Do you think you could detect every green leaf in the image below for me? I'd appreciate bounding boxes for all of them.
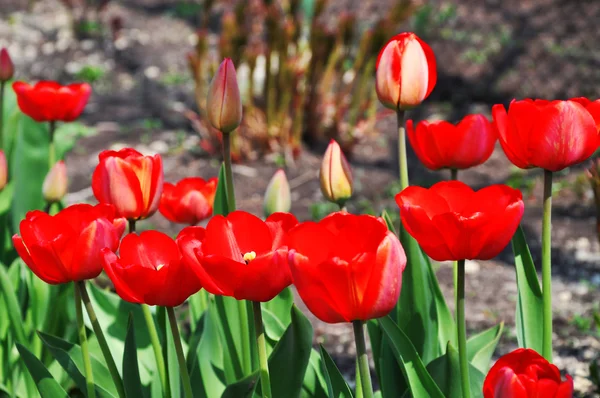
[54,122,96,160]
[428,255,456,351]
[0,262,26,345]
[165,309,181,398]
[213,164,229,217]
[381,209,397,235]
[0,183,13,216]
[123,313,145,398]
[188,290,209,333]
[190,307,226,398]
[213,295,246,383]
[262,287,293,343]
[16,343,68,398]
[366,320,405,397]
[37,331,117,397]
[220,371,258,398]
[319,345,353,398]
[467,322,504,374]
[426,342,486,398]
[302,349,329,398]
[378,316,444,398]
[511,226,543,352]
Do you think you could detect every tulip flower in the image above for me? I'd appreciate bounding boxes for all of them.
[395,181,524,261]
[206,58,242,134]
[102,231,201,307]
[12,204,125,284]
[406,114,497,171]
[12,81,91,122]
[375,32,437,110]
[42,160,68,203]
[483,348,573,398]
[177,210,298,302]
[320,140,353,206]
[264,169,291,217]
[92,148,164,221]
[492,99,599,172]
[287,212,406,323]
[0,151,6,191]
[0,48,14,82]
[159,177,217,225]
[570,97,600,131]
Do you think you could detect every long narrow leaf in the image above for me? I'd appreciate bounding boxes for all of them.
[213,164,229,217]
[511,226,543,352]
[123,314,145,398]
[466,322,504,374]
[319,345,353,398]
[16,343,68,398]
[0,263,27,345]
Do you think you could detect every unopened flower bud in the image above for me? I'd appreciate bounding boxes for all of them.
[0,151,7,191]
[376,32,436,109]
[43,161,68,203]
[319,140,353,206]
[0,48,14,82]
[263,169,291,217]
[206,58,242,134]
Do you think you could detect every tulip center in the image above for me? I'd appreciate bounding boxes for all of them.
[243,251,256,264]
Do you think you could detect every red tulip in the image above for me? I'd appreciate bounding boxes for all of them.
[492,99,599,172]
[407,114,497,170]
[395,181,524,261]
[13,204,125,284]
[0,48,14,82]
[569,97,600,131]
[177,211,298,302]
[375,32,437,109]
[483,348,573,398]
[159,177,217,225]
[92,148,163,220]
[287,212,406,323]
[207,58,242,133]
[102,231,201,307]
[12,81,91,122]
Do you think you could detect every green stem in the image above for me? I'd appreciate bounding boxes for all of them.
[75,283,95,398]
[166,307,193,398]
[542,170,553,361]
[352,321,373,398]
[456,259,470,398]
[0,81,5,150]
[238,300,252,374]
[222,131,236,212]
[141,304,170,398]
[48,121,56,170]
[450,168,458,181]
[397,109,408,191]
[252,301,272,398]
[77,281,126,398]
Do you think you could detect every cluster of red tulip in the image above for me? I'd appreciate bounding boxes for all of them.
[3,28,598,398]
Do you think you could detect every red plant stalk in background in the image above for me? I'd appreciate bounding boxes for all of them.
[102,231,202,307]
[0,48,14,82]
[375,32,437,110]
[395,181,524,261]
[483,348,573,398]
[12,204,125,284]
[92,148,164,221]
[12,81,91,122]
[407,114,497,171]
[159,177,217,225]
[319,139,353,207]
[492,99,599,172]
[287,212,406,323]
[177,210,298,302]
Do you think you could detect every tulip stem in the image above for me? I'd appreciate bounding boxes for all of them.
[542,170,553,361]
[75,283,96,398]
[456,259,470,398]
[352,320,373,398]
[48,121,56,170]
[0,81,5,150]
[141,304,170,398]
[222,131,236,213]
[252,301,272,398]
[77,281,126,398]
[166,307,193,398]
[450,168,457,181]
[397,109,408,190]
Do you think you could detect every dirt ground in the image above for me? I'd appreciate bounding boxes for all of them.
[1,0,600,396]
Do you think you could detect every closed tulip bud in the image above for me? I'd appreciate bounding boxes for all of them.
[207,58,242,134]
[376,32,437,109]
[0,48,14,82]
[42,161,68,203]
[320,140,353,206]
[264,169,291,217]
[0,151,6,191]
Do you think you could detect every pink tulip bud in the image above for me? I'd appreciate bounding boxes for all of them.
[264,169,291,217]
[43,161,68,203]
[0,151,7,191]
[0,48,14,82]
[375,32,437,110]
[206,58,242,134]
[320,140,353,206]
